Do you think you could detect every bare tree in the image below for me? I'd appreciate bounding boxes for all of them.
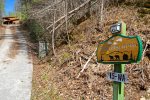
[97,0,104,27]
[100,0,104,26]
[52,10,56,57]
[65,0,70,45]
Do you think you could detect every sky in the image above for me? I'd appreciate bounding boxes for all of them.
[4,0,16,16]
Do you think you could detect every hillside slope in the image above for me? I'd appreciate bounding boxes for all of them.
[30,4,150,100]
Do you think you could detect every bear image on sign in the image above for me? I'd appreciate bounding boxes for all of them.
[96,34,143,64]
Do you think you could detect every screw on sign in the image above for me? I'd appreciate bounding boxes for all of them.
[96,21,143,100]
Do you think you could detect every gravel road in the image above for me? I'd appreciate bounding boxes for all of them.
[0,25,33,100]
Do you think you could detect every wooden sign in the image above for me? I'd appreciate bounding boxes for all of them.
[96,34,142,64]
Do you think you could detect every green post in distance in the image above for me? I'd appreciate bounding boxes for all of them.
[113,21,126,100]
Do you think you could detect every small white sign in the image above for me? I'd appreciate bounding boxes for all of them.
[106,72,128,83]
[39,41,49,58]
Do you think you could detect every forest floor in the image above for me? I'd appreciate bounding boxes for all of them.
[30,5,150,100]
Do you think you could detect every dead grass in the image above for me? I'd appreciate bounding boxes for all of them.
[31,56,63,100]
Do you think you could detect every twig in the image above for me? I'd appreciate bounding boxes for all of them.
[79,57,83,67]
[77,48,97,78]
[142,40,149,60]
[107,64,111,68]
[132,68,142,71]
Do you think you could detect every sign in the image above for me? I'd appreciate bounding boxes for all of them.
[39,41,49,58]
[106,72,128,83]
[96,34,143,64]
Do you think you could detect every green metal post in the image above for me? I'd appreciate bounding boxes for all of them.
[113,21,126,100]
[113,64,125,100]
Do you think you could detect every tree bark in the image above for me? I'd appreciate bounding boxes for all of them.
[52,10,56,57]
[65,0,70,44]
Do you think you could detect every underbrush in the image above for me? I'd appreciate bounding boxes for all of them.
[22,19,44,42]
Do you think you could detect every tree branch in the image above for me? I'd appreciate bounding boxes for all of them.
[46,0,92,30]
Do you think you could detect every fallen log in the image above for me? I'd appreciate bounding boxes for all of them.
[138,8,150,14]
[144,2,150,8]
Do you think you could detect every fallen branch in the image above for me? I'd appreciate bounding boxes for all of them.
[77,48,97,78]
[79,57,83,67]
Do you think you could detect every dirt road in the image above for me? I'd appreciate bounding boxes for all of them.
[0,25,33,100]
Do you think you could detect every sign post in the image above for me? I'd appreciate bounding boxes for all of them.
[96,21,143,100]
[113,64,125,100]
[113,21,126,100]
